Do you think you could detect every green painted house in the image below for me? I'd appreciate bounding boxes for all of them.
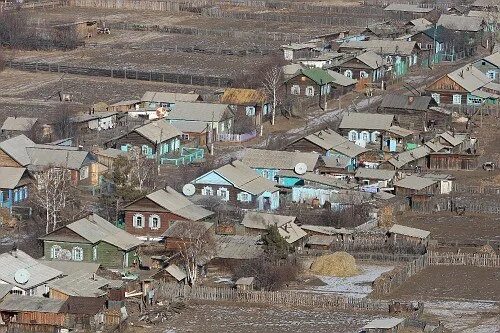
[40,214,143,269]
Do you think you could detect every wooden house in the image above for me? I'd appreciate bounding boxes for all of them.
[382,145,431,170]
[339,112,395,146]
[384,3,437,19]
[40,214,143,269]
[121,187,214,241]
[378,94,451,131]
[167,102,234,142]
[393,175,439,196]
[388,224,430,247]
[281,42,319,61]
[235,277,254,291]
[191,160,280,211]
[106,120,182,159]
[355,168,396,189]
[92,147,130,169]
[241,148,320,187]
[211,235,264,268]
[219,88,271,126]
[362,317,405,333]
[305,235,335,250]
[0,167,32,210]
[472,52,500,83]
[403,18,433,33]
[329,51,386,82]
[326,70,357,97]
[1,117,38,139]
[284,68,335,108]
[70,111,119,132]
[107,100,140,113]
[169,120,209,148]
[361,21,400,39]
[437,14,485,48]
[163,264,187,284]
[140,91,202,111]
[162,220,214,252]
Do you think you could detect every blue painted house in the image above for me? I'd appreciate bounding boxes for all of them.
[191,160,280,211]
[0,167,33,211]
[241,148,320,188]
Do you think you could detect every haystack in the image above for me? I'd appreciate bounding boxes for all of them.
[310,252,359,277]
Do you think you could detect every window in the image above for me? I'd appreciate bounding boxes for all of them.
[216,187,230,201]
[51,245,61,259]
[359,71,369,79]
[468,96,482,105]
[431,93,440,104]
[220,122,225,132]
[79,166,89,180]
[13,189,19,203]
[181,133,190,140]
[237,192,251,202]
[72,247,83,261]
[452,94,462,105]
[361,131,370,142]
[344,70,353,78]
[92,246,97,261]
[201,186,213,196]
[486,70,496,79]
[141,145,151,155]
[133,214,144,228]
[305,86,315,96]
[245,106,256,116]
[149,215,161,230]
[348,130,358,142]
[291,85,300,95]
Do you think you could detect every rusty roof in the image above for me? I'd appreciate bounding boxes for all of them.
[220,88,267,106]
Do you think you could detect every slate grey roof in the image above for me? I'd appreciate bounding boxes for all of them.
[1,117,38,132]
[278,170,358,190]
[301,128,368,158]
[0,295,66,313]
[471,0,500,8]
[439,131,464,147]
[326,70,358,86]
[70,112,117,123]
[437,14,484,32]
[388,145,430,169]
[306,235,335,246]
[385,3,434,13]
[386,126,414,138]
[48,271,109,297]
[165,264,187,281]
[355,168,396,180]
[26,145,91,171]
[167,102,232,122]
[242,148,319,172]
[339,40,418,56]
[109,99,140,107]
[214,235,264,260]
[380,94,437,111]
[406,18,433,31]
[446,65,492,92]
[0,135,35,166]
[0,250,63,289]
[0,284,13,300]
[141,91,200,103]
[95,147,130,159]
[36,260,100,276]
[355,51,385,69]
[339,113,394,130]
[330,141,368,158]
[363,317,405,329]
[389,224,430,239]
[242,211,296,229]
[134,120,181,143]
[300,224,354,235]
[394,175,438,190]
[162,220,213,239]
[482,52,500,68]
[169,120,208,133]
[0,167,28,189]
[145,187,214,221]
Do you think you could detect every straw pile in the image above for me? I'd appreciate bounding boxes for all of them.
[310,252,359,277]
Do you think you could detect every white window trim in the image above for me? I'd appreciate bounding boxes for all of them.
[201,186,213,196]
[452,94,462,105]
[305,86,315,96]
[72,247,83,261]
[291,85,300,95]
[133,213,145,228]
[216,187,230,201]
[51,245,61,259]
[431,93,440,104]
[344,70,353,78]
[149,214,161,230]
[79,166,89,180]
[237,192,252,202]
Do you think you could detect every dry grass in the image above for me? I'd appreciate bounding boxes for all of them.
[310,252,359,277]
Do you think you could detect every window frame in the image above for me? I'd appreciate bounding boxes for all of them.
[305,86,315,96]
[149,214,161,230]
[72,247,83,261]
[51,245,62,259]
[133,213,145,228]
[291,85,301,95]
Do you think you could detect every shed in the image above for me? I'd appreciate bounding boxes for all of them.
[1,117,38,135]
[362,317,405,332]
[165,264,187,283]
[393,175,438,196]
[306,235,335,250]
[235,277,254,291]
[388,224,430,246]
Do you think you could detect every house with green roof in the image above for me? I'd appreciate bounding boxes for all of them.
[284,68,335,109]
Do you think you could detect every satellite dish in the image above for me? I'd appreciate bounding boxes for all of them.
[14,269,30,285]
[294,162,308,175]
[182,184,196,196]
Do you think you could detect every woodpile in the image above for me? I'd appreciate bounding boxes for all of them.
[138,302,186,324]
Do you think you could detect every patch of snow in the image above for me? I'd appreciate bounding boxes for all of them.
[214,277,233,284]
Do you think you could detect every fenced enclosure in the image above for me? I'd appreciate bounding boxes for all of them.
[217,130,257,143]
[160,147,205,166]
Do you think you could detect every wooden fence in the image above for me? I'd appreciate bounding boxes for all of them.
[6,61,232,87]
[0,0,62,12]
[217,130,257,143]
[157,282,389,311]
[427,251,500,268]
[452,184,500,195]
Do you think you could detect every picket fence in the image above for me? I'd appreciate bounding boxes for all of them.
[427,251,500,268]
[217,130,257,143]
[157,283,388,311]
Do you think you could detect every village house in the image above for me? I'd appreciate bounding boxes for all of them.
[210,234,264,269]
[284,68,335,108]
[361,21,400,39]
[339,112,395,147]
[242,148,320,187]
[163,220,214,252]
[301,224,354,241]
[92,147,130,169]
[393,175,439,196]
[403,18,433,33]
[329,51,386,82]
[378,94,451,131]
[0,117,39,139]
[436,14,485,56]
[122,186,214,241]
[40,214,143,268]
[52,20,98,40]
[421,173,454,194]
[382,145,430,170]
[0,167,32,211]
[0,249,63,296]
[470,0,499,12]
[285,128,367,173]
[384,3,437,19]
[191,160,280,211]
[472,52,500,83]
[169,120,209,148]
[355,168,397,191]
[283,63,305,80]
[167,102,234,142]
[281,42,319,61]
[406,25,446,58]
[296,51,345,69]
[235,277,254,291]
[338,40,421,77]
[140,91,202,110]
[219,88,270,127]
[241,211,307,248]
[388,224,430,247]
[69,111,119,132]
[107,99,140,113]
[468,10,499,33]
[106,120,182,159]
[326,69,358,96]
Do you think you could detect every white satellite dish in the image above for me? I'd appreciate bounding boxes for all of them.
[14,269,30,285]
[294,162,308,175]
[182,184,196,196]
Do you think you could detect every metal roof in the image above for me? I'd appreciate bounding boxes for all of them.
[141,91,200,103]
[134,120,181,143]
[394,175,438,190]
[0,295,66,313]
[363,317,405,329]
[1,117,37,132]
[165,264,187,281]
[167,102,232,122]
[389,224,430,239]
[339,40,418,56]
[380,94,437,111]
[0,167,28,189]
[291,68,335,85]
[388,145,430,168]
[169,120,208,133]
[220,88,267,105]
[437,14,484,32]
[446,65,492,92]
[355,168,396,180]
[242,148,319,171]
[385,3,434,12]
[48,271,109,297]
[339,112,394,130]
[0,250,63,290]
[326,70,358,87]
[242,211,296,229]
[0,135,35,166]
[214,235,264,260]
[355,51,385,69]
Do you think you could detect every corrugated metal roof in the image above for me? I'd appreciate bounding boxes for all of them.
[438,14,484,31]
[389,224,430,239]
[212,161,278,195]
[363,317,405,329]
[339,112,394,130]
[385,3,434,12]
[0,295,65,313]
[0,135,34,166]
[340,40,418,56]
[355,168,396,180]
[167,102,232,122]
[0,167,27,189]
[242,148,319,171]
[220,88,267,105]
[447,65,492,92]
[141,91,200,103]
[394,175,437,190]
[214,235,264,260]
[146,187,214,221]
[0,250,63,289]
[134,120,181,143]
[380,94,436,111]
[1,117,38,131]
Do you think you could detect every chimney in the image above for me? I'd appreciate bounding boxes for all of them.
[408,96,414,104]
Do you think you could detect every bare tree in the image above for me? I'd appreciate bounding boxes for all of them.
[262,66,283,126]
[129,147,157,192]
